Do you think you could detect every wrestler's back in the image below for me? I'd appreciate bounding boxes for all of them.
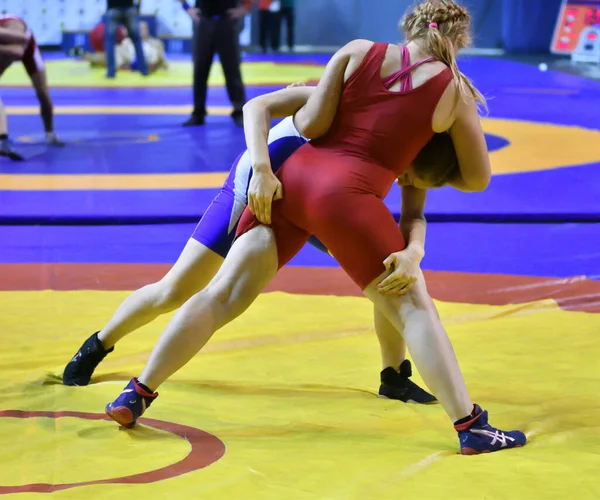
[277,42,453,220]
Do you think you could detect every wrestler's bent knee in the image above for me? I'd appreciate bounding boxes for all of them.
[153,280,193,311]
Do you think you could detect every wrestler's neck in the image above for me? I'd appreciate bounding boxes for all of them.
[403,40,429,60]
[404,39,454,61]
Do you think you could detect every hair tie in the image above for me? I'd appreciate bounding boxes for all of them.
[429,22,438,29]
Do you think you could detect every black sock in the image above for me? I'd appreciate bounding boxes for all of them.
[0,134,8,140]
[135,378,155,395]
[454,405,480,427]
[454,414,473,426]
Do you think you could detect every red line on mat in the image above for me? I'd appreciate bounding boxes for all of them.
[0,409,225,494]
[1,264,599,313]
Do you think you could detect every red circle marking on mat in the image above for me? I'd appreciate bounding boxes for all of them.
[0,410,226,494]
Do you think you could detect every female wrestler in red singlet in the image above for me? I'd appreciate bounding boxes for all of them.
[105,1,526,455]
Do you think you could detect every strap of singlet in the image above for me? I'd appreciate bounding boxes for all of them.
[382,45,438,91]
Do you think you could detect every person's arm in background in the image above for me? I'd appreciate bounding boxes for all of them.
[29,70,64,146]
[179,0,200,22]
[228,0,255,20]
[179,0,255,24]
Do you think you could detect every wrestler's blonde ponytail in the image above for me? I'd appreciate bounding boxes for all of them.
[400,0,487,112]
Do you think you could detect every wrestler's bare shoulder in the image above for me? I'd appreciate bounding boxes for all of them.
[337,39,375,58]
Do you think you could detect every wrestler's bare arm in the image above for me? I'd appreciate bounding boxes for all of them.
[292,39,371,140]
[242,85,320,223]
[242,38,371,168]
[376,184,428,296]
[447,95,491,192]
[399,186,427,259]
[372,185,430,321]
[242,86,315,172]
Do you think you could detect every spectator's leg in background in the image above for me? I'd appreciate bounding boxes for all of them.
[185,16,216,125]
[283,7,295,50]
[271,9,281,52]
[258,10,270,53]
[124,6,148,75]
[215,17,247,125]
[104,8,121,78]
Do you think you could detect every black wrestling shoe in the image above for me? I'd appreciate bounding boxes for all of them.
[378,360,437,404]
[62,332,114,386]
[0,138,25,161]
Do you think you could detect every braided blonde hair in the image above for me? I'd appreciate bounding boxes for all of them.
[400,0,487,112]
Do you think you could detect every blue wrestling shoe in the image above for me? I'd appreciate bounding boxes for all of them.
[105,378,158,428]
[378,360,437,404]
[455,405,526,455]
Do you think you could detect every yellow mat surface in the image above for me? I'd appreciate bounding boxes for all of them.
[0,60,325,88]
[1,291,599,498]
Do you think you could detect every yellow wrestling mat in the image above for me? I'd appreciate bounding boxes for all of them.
[0,60,325,88]
[1,291,600,498]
